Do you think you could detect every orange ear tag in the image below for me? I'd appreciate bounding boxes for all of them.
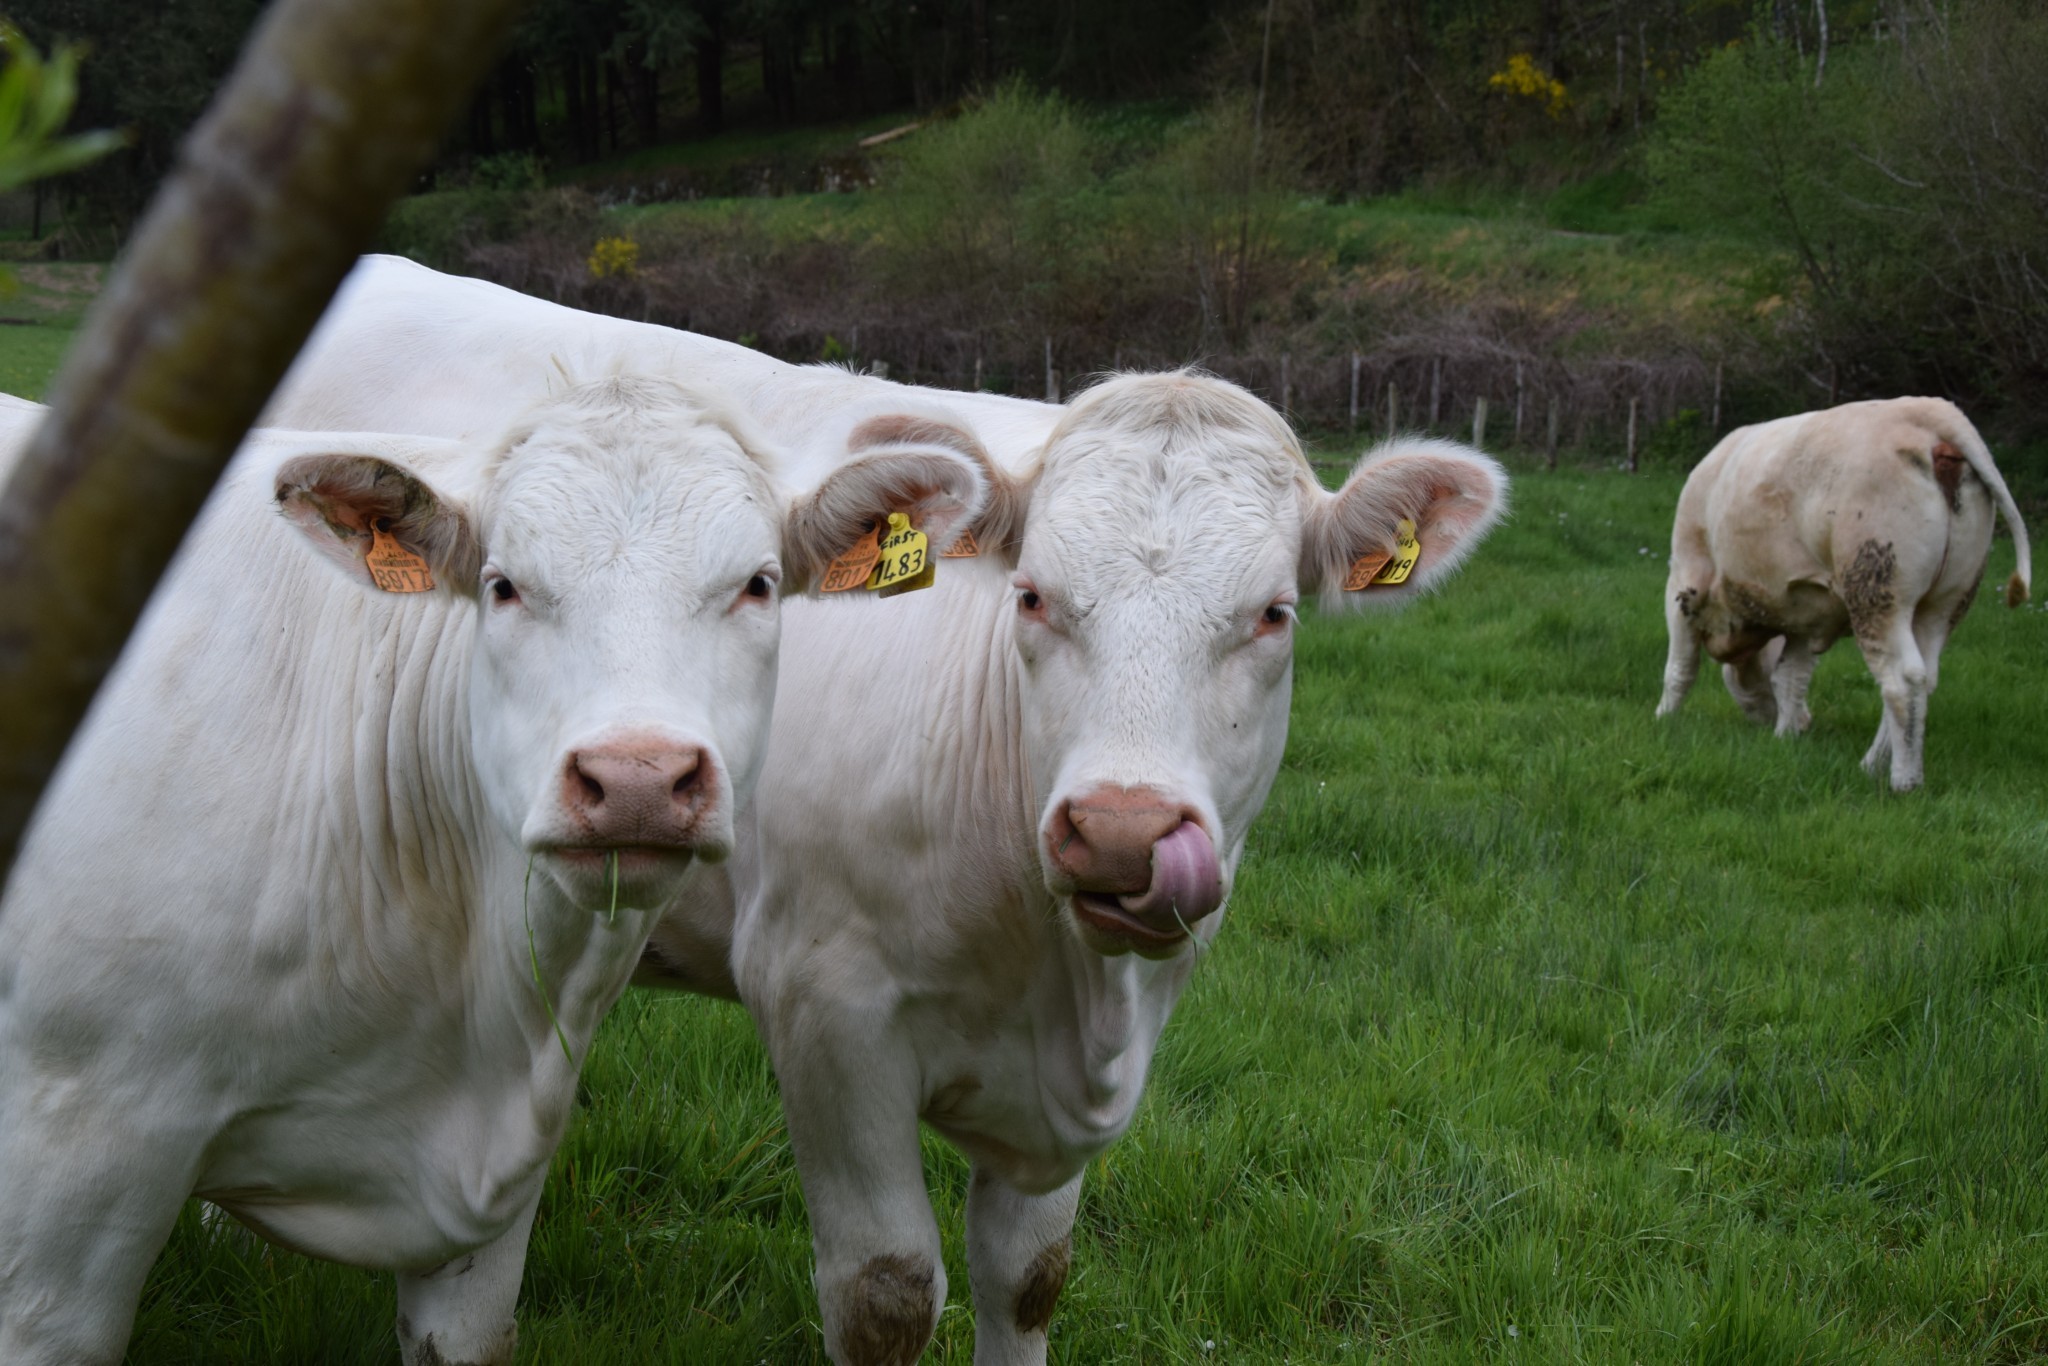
[1343,550,1390,591]
[940,526,980,559]
[819,522,883,593]
[366,522,435,593]
[868,511,935,598]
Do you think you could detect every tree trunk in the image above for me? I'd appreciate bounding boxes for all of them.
[564,55,588,161]
[0,0,526,879]
[696,0,726,135]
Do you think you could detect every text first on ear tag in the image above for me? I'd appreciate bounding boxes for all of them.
[868,511,934,597]
[819,521,883,593]
[366,521,435,593]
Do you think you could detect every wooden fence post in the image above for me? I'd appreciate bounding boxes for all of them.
[1547,395,1560,471]
[1626,396,1640,473]
[1710,360,1723,432]
[1348,352,1361,433]
[1514,361,1525,447]
[972,353,982,392]
[1279,352,1290,418]
[0,0,526,876]
[1472,397,1489,451]
[1386,382,1398,439]
[1429,357,1442,430]
[1044,338,1056,402]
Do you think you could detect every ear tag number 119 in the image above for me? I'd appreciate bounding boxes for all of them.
[868,512,934,597]
[1344,518,1420,591]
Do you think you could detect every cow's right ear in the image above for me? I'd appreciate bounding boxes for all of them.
[782,418,994,592]
[1300,438,1507,608]
[276,452,483,596]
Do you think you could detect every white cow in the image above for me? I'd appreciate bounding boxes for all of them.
[0,381,985,1366]
[1655,396,2030,791]
[723,376,1504,1366]
[266,261,1506,1364]
[269,254,1063,475]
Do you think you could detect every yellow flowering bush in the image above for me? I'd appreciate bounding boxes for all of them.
[587,235,639,280]
[1488,53,1570,120]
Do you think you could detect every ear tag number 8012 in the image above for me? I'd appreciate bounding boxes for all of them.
[868,511,935,597]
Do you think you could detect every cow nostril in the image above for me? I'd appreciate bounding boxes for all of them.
[575,767,605,807]
[673,765,701,798]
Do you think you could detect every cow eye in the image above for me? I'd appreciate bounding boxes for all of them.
[744,573,773,600]
[1018,589,1042,613]
[489,576,519,605]
[1255,601,1294,637]
[1262,604,1289,625]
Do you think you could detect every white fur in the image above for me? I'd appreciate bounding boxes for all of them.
[0,377,984,1366]
[1655,396,2029,792]
[261,261,1508,1364]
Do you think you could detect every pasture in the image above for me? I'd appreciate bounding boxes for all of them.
[107,445,2048,1363]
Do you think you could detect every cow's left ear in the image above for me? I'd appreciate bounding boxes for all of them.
[276,451,483,596]
[1300,438,1507,608]
[782,418,992,592]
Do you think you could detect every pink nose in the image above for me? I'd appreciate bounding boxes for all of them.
[1047,787,1225,931]
[560,739,713,846]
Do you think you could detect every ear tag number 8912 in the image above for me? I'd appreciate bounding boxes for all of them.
[868,511,935,597]
[366,520,435,593]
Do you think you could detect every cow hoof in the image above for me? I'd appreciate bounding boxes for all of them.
[833,1253,937,1366]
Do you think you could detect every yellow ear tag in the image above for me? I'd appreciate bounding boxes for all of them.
[819,521,883,593]
[366,521,435,593]
[940,527,980,558]
[1371,518,1421,586]
[868,511,934,597]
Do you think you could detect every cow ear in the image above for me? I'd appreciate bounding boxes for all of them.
[276,451,483,596]
[782,417,993,592]
[843,412,1032,564]
[1301,438,1507,608]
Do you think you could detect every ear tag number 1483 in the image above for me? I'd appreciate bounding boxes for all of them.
[868,512,934,597]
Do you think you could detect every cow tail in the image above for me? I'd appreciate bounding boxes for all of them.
[1938,409,2031,607]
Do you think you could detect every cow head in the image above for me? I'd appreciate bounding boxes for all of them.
[277,376,984,910]
[1001,372,1505,959]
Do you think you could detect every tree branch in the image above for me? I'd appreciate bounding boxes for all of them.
[0,0,527,877]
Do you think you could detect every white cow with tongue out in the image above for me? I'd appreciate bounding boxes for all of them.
[710,371,1507,1366]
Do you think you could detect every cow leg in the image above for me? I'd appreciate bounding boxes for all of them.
[965,1166,1083,1366]
[0,1099,200,1364]
[772,1026,945,1366]
[1855,618,1930,791]
[394,1187,541,1366]
[1655,575,1707,717]
[1720,637,1782,728]
[1769,637,1819,736]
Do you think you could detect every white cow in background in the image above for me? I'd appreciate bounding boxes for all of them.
[267,262,1507,1364]
[1656,396,2030,791]
[269,254,1063,476]
[0,383,985,1366]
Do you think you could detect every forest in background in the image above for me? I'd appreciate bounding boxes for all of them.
[13,0,2048,457]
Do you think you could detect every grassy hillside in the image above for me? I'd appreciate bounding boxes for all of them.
[124,454,2048,1363]
[0,263,100,400]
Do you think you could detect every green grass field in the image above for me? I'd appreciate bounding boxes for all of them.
[114,452,2048,1363]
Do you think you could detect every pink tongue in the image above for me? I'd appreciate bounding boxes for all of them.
[1118,821,1224,925]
